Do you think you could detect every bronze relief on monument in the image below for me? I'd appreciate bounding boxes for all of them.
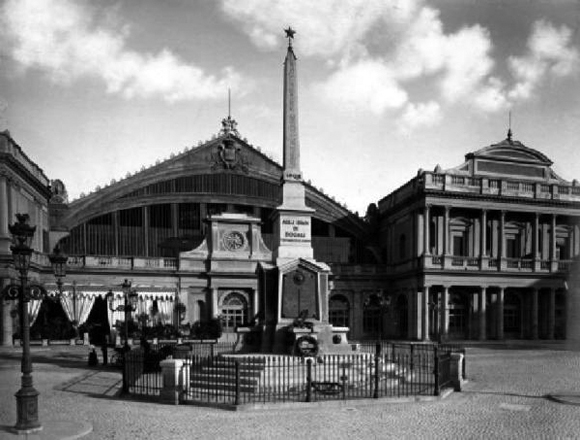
[281,269,318,319]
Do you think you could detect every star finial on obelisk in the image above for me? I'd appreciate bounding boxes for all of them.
[284,27,296,46]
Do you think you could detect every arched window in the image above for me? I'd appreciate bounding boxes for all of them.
[220,292,248,332]
[329,294,349,328]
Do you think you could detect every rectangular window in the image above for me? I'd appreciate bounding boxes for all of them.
[363,309,381,335]
[506,236,519,258]
[453,235,465,256]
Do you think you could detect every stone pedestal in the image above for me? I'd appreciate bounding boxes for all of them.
[160,358,187,405]
[450,353,465,391]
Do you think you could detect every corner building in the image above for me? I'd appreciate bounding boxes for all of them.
[378,133,580,341]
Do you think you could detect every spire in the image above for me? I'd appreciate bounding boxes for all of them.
[507,110,513,143]
[283,26,301,181]
[220,88,239,136]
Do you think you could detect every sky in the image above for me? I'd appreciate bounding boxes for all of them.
[1,0,579,216]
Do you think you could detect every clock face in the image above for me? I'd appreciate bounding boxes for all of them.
[222,231,245,251]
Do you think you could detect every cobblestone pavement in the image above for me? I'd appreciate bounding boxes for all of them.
[1,342,580,440]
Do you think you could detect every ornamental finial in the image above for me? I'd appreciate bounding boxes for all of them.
[284,27,296,46]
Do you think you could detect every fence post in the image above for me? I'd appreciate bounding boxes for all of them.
[374,342,381,399]
[410,344,414,371]
[433,345,440,396]
[306,358,312,403]
[235,360,241,406]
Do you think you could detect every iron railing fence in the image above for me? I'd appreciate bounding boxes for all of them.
[181,351,436,406]
[357,341,466,380]
[123,341,464,405]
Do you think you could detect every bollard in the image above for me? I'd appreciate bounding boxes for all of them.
[450,352,465,391]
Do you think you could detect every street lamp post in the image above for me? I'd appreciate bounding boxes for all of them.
[106,279,138,352]
[0,214,68,434]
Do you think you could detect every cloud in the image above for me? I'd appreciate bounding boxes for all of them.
[0,0,242,102]
[223,0,507,116]
[508,20,579,100]
[220,0,420,58]
[398,101,442,133]
[319,60,408,114]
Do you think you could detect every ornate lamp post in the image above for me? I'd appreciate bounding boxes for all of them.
[49,244,67,293]
[49,244,73,334]
[106,279,138,352]
[0,214,47,433]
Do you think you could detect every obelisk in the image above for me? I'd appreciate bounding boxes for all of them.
[273,27,314,263]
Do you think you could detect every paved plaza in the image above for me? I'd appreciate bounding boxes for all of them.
[1,342,580,440]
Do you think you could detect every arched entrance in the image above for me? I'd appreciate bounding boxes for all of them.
[220,292,249,333]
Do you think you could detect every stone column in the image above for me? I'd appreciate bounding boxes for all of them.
[443,207,450,256]
[210,288,219,318]
[548,288,556,339]
[499,211,506,270]
[252,288,259,319]
[531,288,539,339]
[441,286,449,340]
[422,286,430,341]
[480,210,487,256]
[497,287,504,340]
[424,205,431,256]
[533,213,540,271]
[416,210,423,258]
[479,287,487,341]
[0,176,9,254]
[551,214,557,270]
[410,289,422,340]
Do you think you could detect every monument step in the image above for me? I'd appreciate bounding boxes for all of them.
[188,383,258,393]
[190,373,260,384]
[193,366,263,376]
